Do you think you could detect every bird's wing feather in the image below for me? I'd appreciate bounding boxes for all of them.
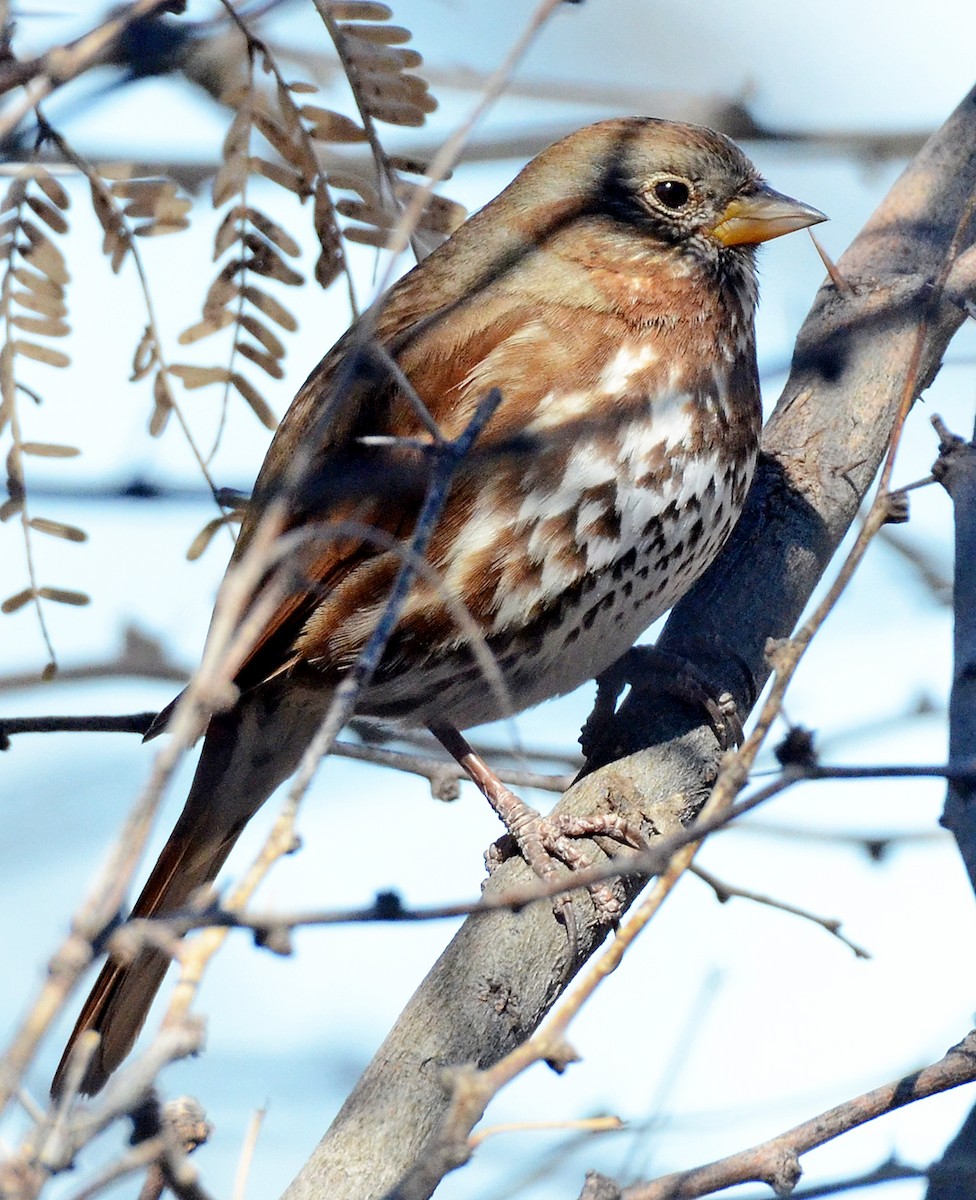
[220,291,591,697]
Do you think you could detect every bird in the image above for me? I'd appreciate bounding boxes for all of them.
[53,117,825,1097]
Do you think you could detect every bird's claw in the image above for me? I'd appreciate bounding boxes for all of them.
[581,645,745,758]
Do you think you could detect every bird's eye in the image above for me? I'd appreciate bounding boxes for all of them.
[653,180,690,209]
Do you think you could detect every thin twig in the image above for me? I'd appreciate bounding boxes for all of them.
[0,713,157,742]
[0,0,177,140]
[231,1106,266,1200]
[614,1031,976,1200]
[689,864,870,958]
[469,1115,623,1149]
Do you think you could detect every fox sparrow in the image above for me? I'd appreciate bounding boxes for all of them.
[54,117,824,1096]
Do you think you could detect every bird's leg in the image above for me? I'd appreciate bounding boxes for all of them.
[428,721,645,933]
[580,645,744,763]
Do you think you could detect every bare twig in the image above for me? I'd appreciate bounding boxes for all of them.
[0,713,157,743]
[231,1106,266,1200]
[689,864,870,958]
[0,627,189,693]
[469,1115,623,1149]
[0,0,180,142]
[607,1031,976,1200]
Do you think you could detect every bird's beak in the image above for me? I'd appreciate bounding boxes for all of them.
[708,184,827,247]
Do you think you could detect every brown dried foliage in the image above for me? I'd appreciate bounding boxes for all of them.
[0,167,85,673]
[176,54,324,441]
[0,0,462,646]
[321,0,466,252]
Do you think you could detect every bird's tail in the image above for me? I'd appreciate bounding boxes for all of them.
[52,684,325,1097]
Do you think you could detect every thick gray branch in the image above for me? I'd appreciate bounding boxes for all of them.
[934,415,976,892]
[282,84,976,1200]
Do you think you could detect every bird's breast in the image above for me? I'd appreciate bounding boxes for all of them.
[365,361,759,728]
[487,381,755,639]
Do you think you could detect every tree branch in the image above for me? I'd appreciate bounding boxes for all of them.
[604,1030,976,1200]
[932,411,976,893]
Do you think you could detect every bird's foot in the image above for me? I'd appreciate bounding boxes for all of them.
[485,800,646,927]
[580,645,744,762]
[428,721,643,942]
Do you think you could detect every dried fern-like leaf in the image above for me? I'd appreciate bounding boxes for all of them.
[109,177,192,237]
[88,177,129,272]
[241,285,298,331]
[333,13,437,129]
[12,314,71,338]
[252,107,317,178]
[19,220,70,284]
[343,22,411,45]
[241,235,304,286]
[341,222,392,248]
[37,586,90,607]
[13,340,70,368]
[249,156,310,197]
[222,101,254,160]
[0,180,27,213]
[301,106,367,143]
[230,373,276,429]
[213,156,250,208]
[12,266,63,298]
[361,91,434,129]
[204,273,240,316]
[0,165,84,667]
[215,206,300,260]
[12,289,68,319]
[238,313,284,359]
[236,340,284,380]
[313,179,344,289]
[20,442,80,457]
[131,324,158,381]
[334,192,384,227]
[1,587,35,614]
[333,174,464,249]
[29,516,87,542]
[342,31,423,72]
[34,170,69,211]
[329,2,393,19]
[394,182,465,234]
[179,310,237,346]
[135,221,191,238]
[186,513,241,561]
[150,368,173,436]
[176,40,365,448]
[387,154,446,180]
[317,6,466,260]
[26,193,69,235]
[169,364,233,389]
[244,209,301,257]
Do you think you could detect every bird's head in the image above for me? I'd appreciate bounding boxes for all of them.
[510,117,826,264]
